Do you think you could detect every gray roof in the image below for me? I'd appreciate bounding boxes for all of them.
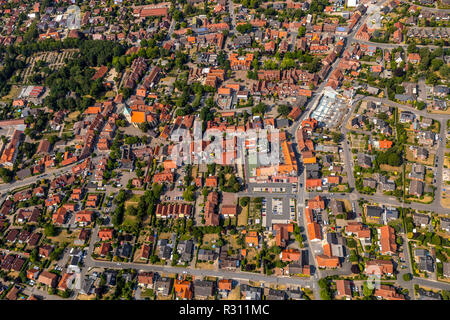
[155,277,173,296]
[409,180,424,196]
[399,111,415,122]
[158,245,172,260]
[415,248,429,258]
[413,213,430,226]
[16,168,32,180]
[69,255,80,267]
[443,262,450,277]
[194,280,215,297]
[441,217,450,231]
[384,207,398,220]
[357,153,372,167]
[330,199,344,215]
[288,288,303,300]
[418,288,441,300]
[418,256,434,273]
[240,284,262,300]
[267,289,287,300]
[276,118,290,129]
[366,206,383,218]
[80,278,94,295]
[198,249,215,261]
[179,240,194,262]
[305,163,320,172]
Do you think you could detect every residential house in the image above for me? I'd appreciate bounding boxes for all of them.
[240,284,262,300]
[194,280,215,299]
[37,271,59,288]
[409,180,424,197]
[365,259,394,276]
[413,213,430,228]
[174,279,193,300]
[379,225,397,255]
[267,289,287,300]
[137,272,155,289]
[335,280,353,299]
[154,277,173,296]
[374,285,405,300]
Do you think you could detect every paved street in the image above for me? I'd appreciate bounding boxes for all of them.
[0,155,103,194]
[1,0,450,301]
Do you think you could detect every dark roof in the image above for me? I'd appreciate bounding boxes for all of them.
[366,206,383,218]
[194,280,215,297]
[275,118,290,128]
[267,289,287,300]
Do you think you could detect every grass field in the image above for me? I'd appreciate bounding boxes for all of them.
[227,287,241,300]
[427,107,450,115]
[48,229,79,244]
[201,234,219,250]
[405,195,433,204]
[105,90,116,98]
[350,135,367,152]
[123,213,138,229]
[196,261,216,270]
[237,205,248,226]
[226,234,242,251]
[245,248,257,264]
[379,164,402,173]
[406,130,417,144]
[77,294,96,300]
[125,193,141,208]
[405,148,435,166]
[341,199,353,212]
[441,192,450,208]
[0,85,21,102]
[158,232,173,240]
[67,111,80,120]
[444,155,450,169]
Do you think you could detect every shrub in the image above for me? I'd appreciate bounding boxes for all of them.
[402,273,412,282]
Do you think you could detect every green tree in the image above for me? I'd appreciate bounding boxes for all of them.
[431,234,442,246]
[61,289,71,298]
[183,186,195,202]
[236,23,252,34]
[0,167,13,183]
[332,132,342,144]
[277,105,291,117]
[251,102,267,115]
[298,26,306,38]
[363,282,374,297]
[320,289,332,300]
[44,224,57,237]
[240,197,250,207]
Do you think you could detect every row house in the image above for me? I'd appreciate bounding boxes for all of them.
[122,57,147,89]
[155,203,193,219]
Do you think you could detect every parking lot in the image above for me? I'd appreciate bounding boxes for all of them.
[262,196,295,228]
[272,198,283,215]
[253,186,286,193]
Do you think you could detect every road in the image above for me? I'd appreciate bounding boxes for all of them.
[84,221,319,289]
[83,227,318,291]
[228,0,237,30]
[0,155,104,195]
[4,0,450,300]
[88,259,317,289]
[339,96,450,214]
[282,3,384,299]
[353,38,450,50]
[404,0,450,13]
[284,0,450,297]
